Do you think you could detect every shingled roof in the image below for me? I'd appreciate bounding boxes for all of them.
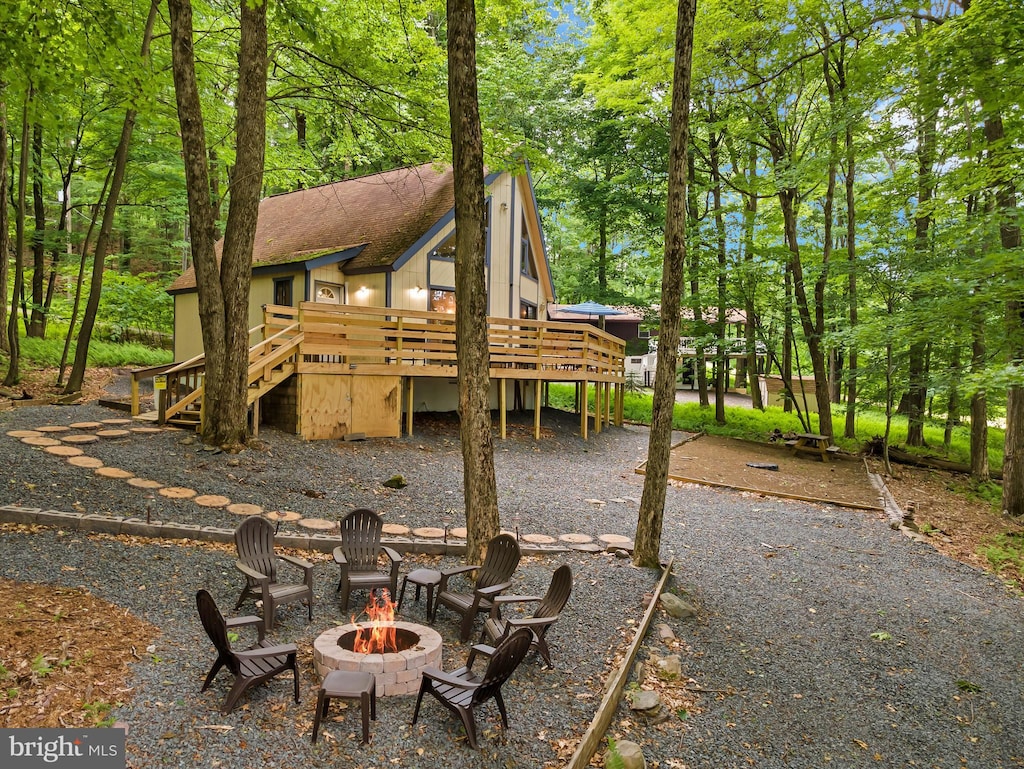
[167,163,457,293]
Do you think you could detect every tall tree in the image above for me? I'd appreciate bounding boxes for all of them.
[634,0,697,568]
[447,0,500,564]
[167,0,267,450]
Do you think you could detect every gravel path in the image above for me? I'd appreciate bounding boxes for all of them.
[2,402,1023,769]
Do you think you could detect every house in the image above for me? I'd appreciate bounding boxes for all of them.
[161,163,626,439]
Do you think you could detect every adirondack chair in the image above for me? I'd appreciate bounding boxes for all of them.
[411,627,532,749]
[435,533,521,641]
[196,589,300,714]
[334,508,402,612]
[234,516,314,632]
[479,564,572,668]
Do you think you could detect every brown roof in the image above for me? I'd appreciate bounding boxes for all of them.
[168,163,456,292]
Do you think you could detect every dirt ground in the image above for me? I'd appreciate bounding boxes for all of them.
[2,371,1022,732]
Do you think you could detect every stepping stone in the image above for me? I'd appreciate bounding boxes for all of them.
[226,502,262,516]
[297,517,336,531]
[266,510,303,523]
[599,534,633,547]
[159,486,197,500]
[569,542,603,553]
[448,527,467,539]
[101,418,132,425]
[194,494,231,508]
[68,456,104,469]
[521,533,556,545]
[95,467,134,479]
[381,523,410,536]
[7,430,43,438]
[130,426,164,434]
[69,421,103,430]
[127,478,163,490]
[36,425,71,433]
[21,436,62,447]
[62,434,100,445]
[44,445,84,457]
[559,533,594,544]
[96,429,130,439]
[412,527,445,539]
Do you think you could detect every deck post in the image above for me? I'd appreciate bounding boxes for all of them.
[405,377,414,436]
[615,382,624,426]
[581,381,589,440]
[534,379,542,439]
[130,375,140,416]
[594,379,602,435]
[499,379,507,439]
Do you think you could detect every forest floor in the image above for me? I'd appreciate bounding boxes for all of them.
[2,368,1022,734]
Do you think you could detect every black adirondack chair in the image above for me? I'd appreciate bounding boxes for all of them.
[196,589,300,714]
[334,508,402,612]
[480,564,572,668]
[435,533,521,641]
[234,516,314,632]
[411,627,532,749]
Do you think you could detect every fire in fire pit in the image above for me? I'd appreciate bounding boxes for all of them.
[314,592,443,696]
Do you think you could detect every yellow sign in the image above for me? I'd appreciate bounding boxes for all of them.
[154,375,167,391]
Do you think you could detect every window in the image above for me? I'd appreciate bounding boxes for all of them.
[520,213,538,278]
[432,233,456,259]
[519,301,537,320]
[314,281,342,304]
[638,329,651,339]
[273,278,293,306]
[430,289,456,314]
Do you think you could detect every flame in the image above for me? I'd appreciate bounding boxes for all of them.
[352,590,397,654]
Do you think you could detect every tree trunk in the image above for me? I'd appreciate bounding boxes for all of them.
[4,89,31,387]
[168,0,265,449]
[28,123,46,338]
[685,153,708,406]
[447,0,499,564]
[66,1,159,395]
[843,111,858,438]
[708,116,727,425]
[943,345,961,451]
[0,87,9,355]
[634,0,696,568]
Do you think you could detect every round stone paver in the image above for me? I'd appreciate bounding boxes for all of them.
[226,502,262,516]
[194,494,231,508]
[69,421,103,430]
[7,430,43,438]
[62,434,100,445]
[130,427,163,434]
[412,527,445,539]
[101,418,132,425]
[448,527,467,539]
[35,425,71,433]
[21,436,62,447]
[127,478,164,490]
[44,445,84,457]
[521,533,556,545]
[265,510,303,523]
[96,429,130,439]
[382,523,410,536]
[297,518,336,531]
[159,486,197,500]
[598,534,633,547]
[559,533,594,544]
[67,456,104,469]
[95,467,134,479]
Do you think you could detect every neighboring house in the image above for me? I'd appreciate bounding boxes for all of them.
[169,162,555,361]
[545,304,644,352]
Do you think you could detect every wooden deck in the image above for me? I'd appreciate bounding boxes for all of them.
[133,303,626,440]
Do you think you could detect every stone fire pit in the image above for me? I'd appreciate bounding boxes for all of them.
[313,621,443,696]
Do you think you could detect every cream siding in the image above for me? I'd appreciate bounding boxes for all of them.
[172,292,202,361]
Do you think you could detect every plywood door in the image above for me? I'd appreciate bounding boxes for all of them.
[351,376,401,438]
[300,374,352,440]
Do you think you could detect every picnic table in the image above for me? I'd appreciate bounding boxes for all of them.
[785,432,839,462]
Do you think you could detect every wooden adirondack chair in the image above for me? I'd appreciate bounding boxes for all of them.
[333,508,402,612]
[435,533,521,641]
[480,564,572,668]
[234,516,314,632]
[411,627,532,749]
[196,589,300,714]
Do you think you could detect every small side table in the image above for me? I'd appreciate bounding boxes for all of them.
[312,670,376,744]
[397,568,442,620]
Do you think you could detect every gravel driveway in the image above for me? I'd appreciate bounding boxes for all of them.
[2,402,1023,769]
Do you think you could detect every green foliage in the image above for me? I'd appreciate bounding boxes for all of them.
[81,700,118,727]
[98,271,174,342]
[604,738,626,769]
[980,534,1024,575]
[870,631,892,642]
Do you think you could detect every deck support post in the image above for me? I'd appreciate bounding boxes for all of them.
[581,381,589,440]
[499,379,507,439]
[534,379,542,439]
[405,377,414,436]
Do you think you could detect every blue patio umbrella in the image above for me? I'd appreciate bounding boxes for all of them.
[560,300,625,330]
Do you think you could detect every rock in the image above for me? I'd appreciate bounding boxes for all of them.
[614,548,631,559]
[656,623,675,642]
[632,661,645,681]
[657,654,682,678]
[613,740,646,769]
[383,474,408,489]
[627,689,661,714]
[660,592,697,619]
[179,436,195,446]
